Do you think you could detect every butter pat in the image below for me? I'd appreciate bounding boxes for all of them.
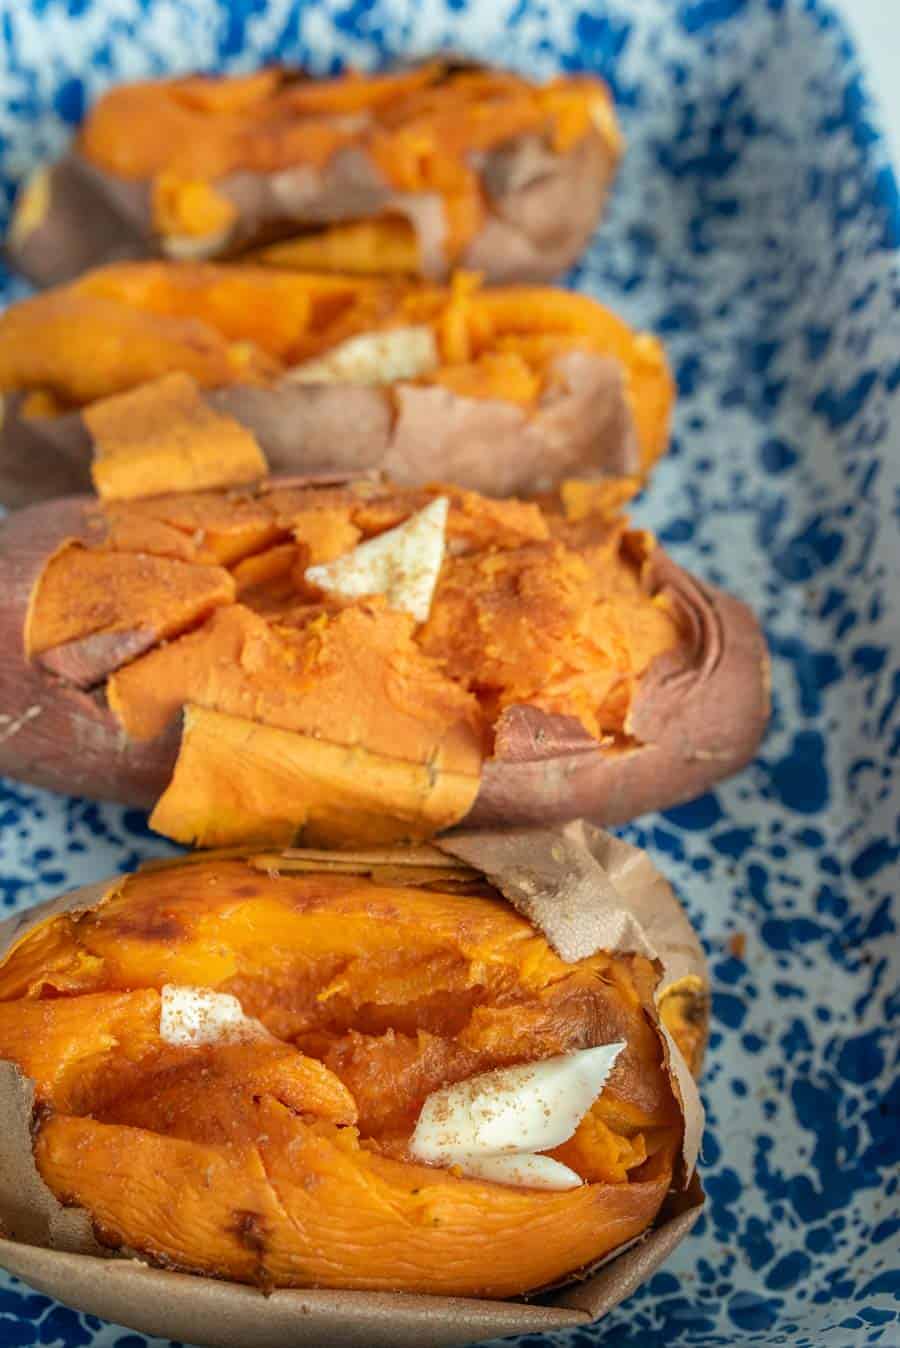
[305,496,448,623]
[455,1152,583,1190]
[289,326,439,386]
[410,1042,625,1190]
[159,984,267,1047]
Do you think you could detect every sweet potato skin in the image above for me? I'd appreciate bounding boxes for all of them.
[0,385,396,511]
[0,396,93,509]
[6,155,149,290]
[0,345,660,510]
[0,485,768,825]
[0,259,671,509]
[0,498,177,805]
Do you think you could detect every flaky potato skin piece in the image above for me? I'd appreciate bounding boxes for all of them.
[0,482,769,826]
[7,65,620,288]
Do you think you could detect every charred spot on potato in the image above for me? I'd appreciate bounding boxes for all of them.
[30,1099,54,1137]
[110,911,186,944]
[658,984,710,1077]
[680,992,711,1027]
[229,1209,270,1256]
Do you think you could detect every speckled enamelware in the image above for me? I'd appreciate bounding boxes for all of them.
[0,2,898,1346]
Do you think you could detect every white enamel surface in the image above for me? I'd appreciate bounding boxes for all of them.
[410,1042,625,1166]
[289,326,439,386]
[305,495,448,623]
[454,1152,584,1191]
[159,984,265,1047]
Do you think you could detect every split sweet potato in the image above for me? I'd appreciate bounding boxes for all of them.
[0,467,769,847]
[7,63,621,288]
[0,825,706,1305]
[0,262,672,506]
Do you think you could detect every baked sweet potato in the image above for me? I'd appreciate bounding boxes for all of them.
[0,825,706,1307]
[7,64,621,288]
[0,458,769,846]
[0,263,671,507]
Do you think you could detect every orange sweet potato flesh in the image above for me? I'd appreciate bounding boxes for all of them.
[87,371,268,502]
[418,533,678,740]
[0,263,671,477]
[149,705,484,848]
[102,488,284,565]
[81,79,355,181]
[25,541,235,686]
[107,603,482,761]
[24,480,680,844]
[469,287,674,474]
[257,216,422,276]
[278,64,446,115]
[107,598,486,845]
[75,263,388,362]
[0,289,277,406]
[0,858,684,1295]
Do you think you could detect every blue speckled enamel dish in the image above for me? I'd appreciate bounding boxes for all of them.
[0,1,898,1345]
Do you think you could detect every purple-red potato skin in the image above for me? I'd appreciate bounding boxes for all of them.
[0,397,93,509]
[460,131,612,283]
[0,489,769,823]
[6,154,150,289]
[0,497,178,805]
